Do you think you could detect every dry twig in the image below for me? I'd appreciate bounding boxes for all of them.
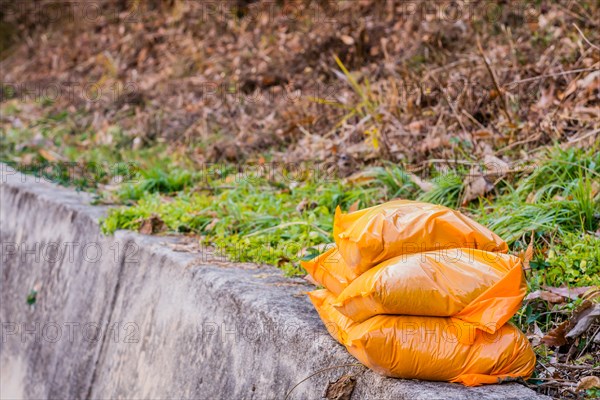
[476,36,514,126]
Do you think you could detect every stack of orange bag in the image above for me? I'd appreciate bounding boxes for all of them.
[302,200,535,386]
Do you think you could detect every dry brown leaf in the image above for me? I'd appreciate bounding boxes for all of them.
[345,170,376,185]
[541,320,569,347]
[472,130,494,139]
[576,375,600,391]
[526,191,537,204]
[581,286,600,301]
[527,322,544,347]
[521,231,535,270]
[525,290,565,303]
[419,136,443,152]
[39,149,65,162]
[407,120,425,133]
[348,199,361,213]
[462,160,494,206]
[408,173,434,192]
[483,154,510,176]
[591,180,600,199]
[535,85,556,110]
[565,303,600,340]
[296,199,309,213]
[205,218,220,231]
[326,375,356,400]
[543,286,595,301]
[577,71,600,94]
[461,174,493,205]
[340,35,355,46]
[138,215,166,235]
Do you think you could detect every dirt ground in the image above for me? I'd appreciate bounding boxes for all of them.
[2,0,597,169]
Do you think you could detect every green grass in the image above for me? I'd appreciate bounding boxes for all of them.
[99,144,600,281]
[476,148,600,242]
[102,172,384,274]
[116,167,197,202]
[417,171,464,208]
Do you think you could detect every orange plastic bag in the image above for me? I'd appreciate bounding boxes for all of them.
[309,290,536,386]
[333,200,508,274]
[334,248,526,333]
[300,246,358,296]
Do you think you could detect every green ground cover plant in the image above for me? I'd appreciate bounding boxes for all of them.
[98,144,600,284]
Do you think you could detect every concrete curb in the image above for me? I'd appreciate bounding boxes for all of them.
[0,166,549,399]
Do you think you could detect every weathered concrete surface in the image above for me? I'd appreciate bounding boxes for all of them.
[0,166,549,400]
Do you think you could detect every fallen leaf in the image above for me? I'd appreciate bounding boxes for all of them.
[591,180,600,199]
[340,35,355,46]
[565,303,600,340]
[525,290,564,303]
[408,173,434,192]
[581,286,600,301]
[204,218,220,232]
[137,46,148,64]
[21,153,35,164]
[527,321,544,346]
[535,85,556,109]
[39,149,65,162]
[407,120,425,133]
[419,136,442,152]
[345,170,376,185]
[326,375,356,400]
[521,231,535,270]
[543,286,595,301]
[348,199,361,213]
[462,175,492,204]
[138,215,166,235]
[296,199,309,213]
[542,320,569,347]
[461,166,494,205]
[472,130,493,139]
[577,71,600,94]
[576,375,600,391]
[483,154,510,176]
